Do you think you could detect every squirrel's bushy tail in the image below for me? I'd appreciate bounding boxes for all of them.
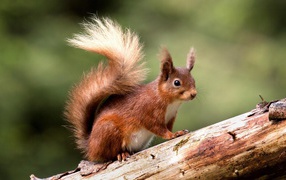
[65,17,147,152]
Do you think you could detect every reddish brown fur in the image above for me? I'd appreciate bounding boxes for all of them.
[66,17,197,162]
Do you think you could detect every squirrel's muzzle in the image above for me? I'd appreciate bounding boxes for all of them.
[181,89,197,101]
[190,90,197,100]
[190,89,197,100]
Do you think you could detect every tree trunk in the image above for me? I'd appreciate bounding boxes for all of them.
[31,98,286,180]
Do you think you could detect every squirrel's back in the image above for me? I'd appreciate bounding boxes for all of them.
[65,17,148,152]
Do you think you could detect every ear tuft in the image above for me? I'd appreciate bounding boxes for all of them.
[186,47,196,71]
[160,47,174,81]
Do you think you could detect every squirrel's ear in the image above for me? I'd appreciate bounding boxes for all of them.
[160,48,174,81]
[186,47,196,71]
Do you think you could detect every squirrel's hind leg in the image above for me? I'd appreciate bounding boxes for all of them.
[87,118,124,162]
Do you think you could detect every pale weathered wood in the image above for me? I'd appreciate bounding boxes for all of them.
[31,100,286,180]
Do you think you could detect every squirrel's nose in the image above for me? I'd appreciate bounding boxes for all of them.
[190,90,197,99]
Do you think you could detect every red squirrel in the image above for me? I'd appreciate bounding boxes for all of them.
[65,17,197,162]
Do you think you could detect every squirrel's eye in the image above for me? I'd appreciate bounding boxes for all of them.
[173,80,181,87]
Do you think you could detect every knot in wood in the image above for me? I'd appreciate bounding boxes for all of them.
[269,99,286,121]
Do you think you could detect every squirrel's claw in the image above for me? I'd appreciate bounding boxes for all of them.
[117,152,131,162]
[173,129,189,138]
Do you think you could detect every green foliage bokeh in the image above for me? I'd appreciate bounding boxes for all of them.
[0,0,285,179]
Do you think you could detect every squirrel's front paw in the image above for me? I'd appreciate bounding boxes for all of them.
[173,129,189,138]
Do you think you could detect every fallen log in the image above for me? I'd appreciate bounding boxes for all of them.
[31,98,286,179]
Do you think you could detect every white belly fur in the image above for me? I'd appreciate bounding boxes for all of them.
[127,128,154,152]
[127,101,182,152]
[165,101,182,124]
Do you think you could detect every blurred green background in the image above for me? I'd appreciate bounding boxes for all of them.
[0,0,285,179]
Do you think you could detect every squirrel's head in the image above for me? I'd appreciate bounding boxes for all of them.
[159,47,197,102]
